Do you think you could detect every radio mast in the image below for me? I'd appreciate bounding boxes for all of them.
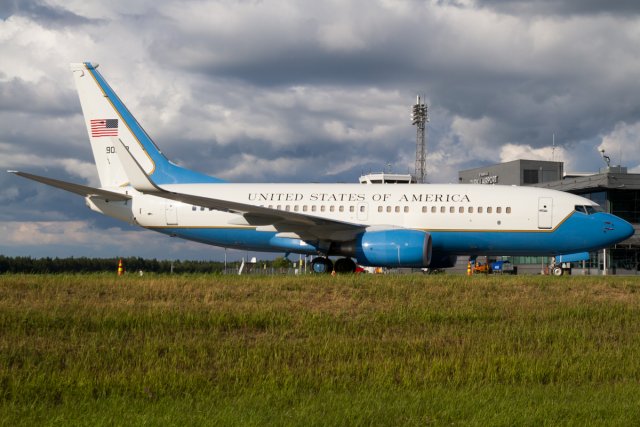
[412,95,428,183]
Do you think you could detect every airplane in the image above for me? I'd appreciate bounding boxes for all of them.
[8,63,635,273]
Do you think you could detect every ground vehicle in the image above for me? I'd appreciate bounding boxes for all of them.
[474,260,514,274]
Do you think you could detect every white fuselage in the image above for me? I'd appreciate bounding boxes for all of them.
[88,182,630,258]
[105,184,577,230]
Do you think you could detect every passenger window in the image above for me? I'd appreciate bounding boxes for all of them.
[339,206,344,212]
[350,206,355,212]
[285,205,290,211]
[450,206,455,213]
[477,207,483,213]
[320,206,325,212]
[360,205,365,212]
[496,207,502,214]
[387,206,392,213]
[440,206,445,213]
[311,205,317,212]
[378,206,383,213]
[404,206,409,213]
[277,205,282,210]
[468,207,473,213]
[487,207,493,213]
[294,205,299,212]
[422,206,427,213]
[431,206,436,213]
[303,205,308,212]
[192,206,196,211]
[395,206,400,213]
[330,206,335,212]
[506,207,511,214]
[200,206,205,211]
[459,206,464,213]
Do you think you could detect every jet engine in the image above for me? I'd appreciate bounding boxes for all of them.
[333,229,432,268]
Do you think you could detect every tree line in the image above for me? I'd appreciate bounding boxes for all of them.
[0,255,297,274]
[0,256,256,274]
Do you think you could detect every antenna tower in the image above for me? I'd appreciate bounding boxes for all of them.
[411,95,428,183]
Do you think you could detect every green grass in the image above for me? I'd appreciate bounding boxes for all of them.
[1,274,640,425]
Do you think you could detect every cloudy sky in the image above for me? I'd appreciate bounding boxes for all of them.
[2,0,640,260]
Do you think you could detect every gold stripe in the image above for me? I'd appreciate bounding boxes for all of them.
[145,212,574,233]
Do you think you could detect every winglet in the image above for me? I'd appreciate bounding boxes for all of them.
[112,137,161,192]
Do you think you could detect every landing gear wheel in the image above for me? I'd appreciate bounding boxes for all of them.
[311,257,334,274]
[334,258,357,274]
[552,266,563,276]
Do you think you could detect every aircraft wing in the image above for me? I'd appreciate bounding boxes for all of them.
[150,188,366,241]
[111,138,367,241]
[8,170,131,201]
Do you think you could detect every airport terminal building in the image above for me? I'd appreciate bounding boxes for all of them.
[459,160,640,274]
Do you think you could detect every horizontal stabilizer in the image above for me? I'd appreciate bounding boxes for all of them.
[8,170,131,201]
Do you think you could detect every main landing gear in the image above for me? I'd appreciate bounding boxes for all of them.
[311,257,357,274]
[311,257,333,273]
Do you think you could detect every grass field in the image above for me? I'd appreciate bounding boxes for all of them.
[1,273,640,426]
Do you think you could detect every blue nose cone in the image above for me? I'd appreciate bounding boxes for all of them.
[618,217,635,240]
[606,215,635,244]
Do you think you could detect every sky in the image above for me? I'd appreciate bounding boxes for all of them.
[2,0,640,260]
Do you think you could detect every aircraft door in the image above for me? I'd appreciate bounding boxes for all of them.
[538,197,553,229]
[357,202,368,221]
[165,203,178,225]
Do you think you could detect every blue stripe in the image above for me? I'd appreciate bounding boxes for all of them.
[85,63,225,185]
[150,212,633,259]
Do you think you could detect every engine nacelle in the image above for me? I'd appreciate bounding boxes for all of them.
[334,229,432,268]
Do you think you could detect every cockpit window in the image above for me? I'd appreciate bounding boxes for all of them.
[575,205,603,215]
[585,205,603,214]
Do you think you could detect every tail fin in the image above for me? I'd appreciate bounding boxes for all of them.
[69,62,224,187]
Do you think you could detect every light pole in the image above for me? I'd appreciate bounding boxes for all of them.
[411,95,428,183]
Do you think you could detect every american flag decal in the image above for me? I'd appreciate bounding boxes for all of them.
[90,119,118,137]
